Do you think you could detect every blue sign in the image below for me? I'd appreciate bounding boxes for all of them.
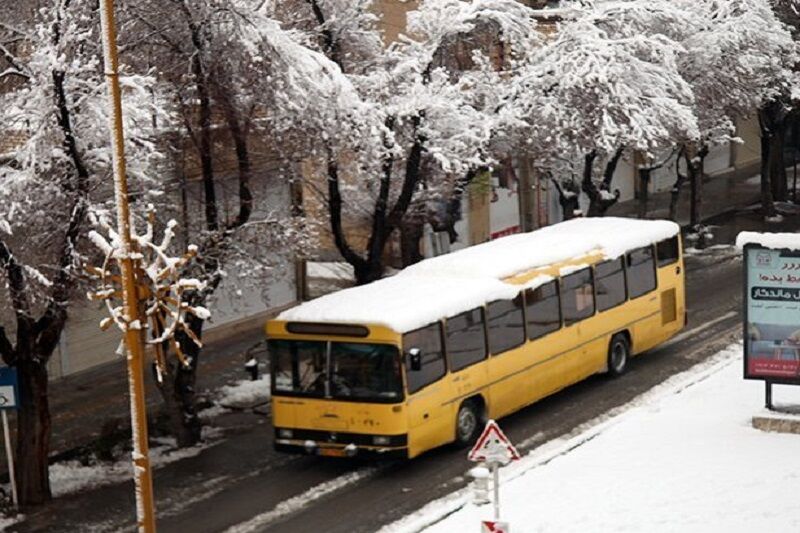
[0,368,19,410]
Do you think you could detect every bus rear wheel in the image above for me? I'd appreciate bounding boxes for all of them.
[454,400,481,447]
[608,334,630,377]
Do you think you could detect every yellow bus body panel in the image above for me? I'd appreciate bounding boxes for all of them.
[267,235,686,460]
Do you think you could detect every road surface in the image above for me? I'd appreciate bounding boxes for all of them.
[14,246,746,533]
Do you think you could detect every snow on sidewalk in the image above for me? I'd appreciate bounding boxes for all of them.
[384,344,800,533]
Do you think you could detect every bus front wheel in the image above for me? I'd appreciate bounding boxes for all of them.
[454,400,481,447]
[608,334,630,377]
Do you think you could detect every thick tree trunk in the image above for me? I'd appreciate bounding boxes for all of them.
[760,101,788,203]
[769,120,787,202]
[400,219,425,267]
[552,178,581,220]
[687,150,703,229]
[669,148,689,222]
[15,356,52,506]
[584,149,622,217]
[353,260,385,286]
[159,314,204,447]
[760,119,777,219]
[668,170,687,222]
[637,168,651,219]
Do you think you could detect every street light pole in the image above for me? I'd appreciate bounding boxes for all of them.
[97,1,157,531]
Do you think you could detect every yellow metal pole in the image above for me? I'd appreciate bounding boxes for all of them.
[98,1,157,531]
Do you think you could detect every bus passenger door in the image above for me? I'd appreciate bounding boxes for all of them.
[403,322,453,457]
[406,382,451,456]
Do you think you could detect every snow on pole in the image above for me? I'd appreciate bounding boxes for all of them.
[97,1,157,531]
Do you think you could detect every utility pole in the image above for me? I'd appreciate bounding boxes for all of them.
[97,1,157,531]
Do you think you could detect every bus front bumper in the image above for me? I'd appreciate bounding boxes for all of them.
[273,428,408,459]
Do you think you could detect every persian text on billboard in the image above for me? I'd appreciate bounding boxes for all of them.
[745,247,800,381]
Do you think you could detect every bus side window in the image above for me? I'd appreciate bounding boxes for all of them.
[595,258,627,312]
[561,268,595,326]
[487,294,526,355]
[446,308,487,372]
[656,236,680,267]
[403,322,446,394]
[627,246,657,298]
[525,280,561,340]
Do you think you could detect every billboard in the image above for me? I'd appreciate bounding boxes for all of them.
[744,244,800,384]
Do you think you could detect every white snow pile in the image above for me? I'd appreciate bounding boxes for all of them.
[46,429,221,498]
[0,514,22,531]
[217,376,271,407]
[280,218,678,332]
[737,231,800,251]
[306,262,355,282]
[199,376,271,421]
[382,344,800,533]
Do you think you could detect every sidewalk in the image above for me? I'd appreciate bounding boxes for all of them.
[608,171,763,224]
[2,325,268,465]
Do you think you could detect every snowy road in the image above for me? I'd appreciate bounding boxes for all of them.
[12,248,746,533]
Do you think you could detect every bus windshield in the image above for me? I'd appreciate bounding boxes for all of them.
[269,339,403,402]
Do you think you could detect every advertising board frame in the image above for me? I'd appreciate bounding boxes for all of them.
[742,242,800,388]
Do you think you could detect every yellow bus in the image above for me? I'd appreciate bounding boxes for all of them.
[266,217,685,459]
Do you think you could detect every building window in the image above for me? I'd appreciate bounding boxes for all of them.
[446,308,487,372]
[561,268,595,326]
[595,258,627,312]
[487,295,526,355]
[403,323,446,394]
[627,246,657,298]
[525,280,561,340]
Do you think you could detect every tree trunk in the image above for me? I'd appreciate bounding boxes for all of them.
[760,116,777,219]
[669,147,689,222]
[15,356,52,506]
[638,168,651,219]
[160,314,204,447]
[668,168,686,223]
[353,259,385,286]
[688,149,703,229]
[552,178,581,221]
[760,101,788,203]
[769,119,787,202]
[400,219,424,267]
[584,149,622,217]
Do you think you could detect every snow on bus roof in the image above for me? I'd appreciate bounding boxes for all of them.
[736,231,800,251]
[402,217,678,280]
[279,275,520,334]
[278,217,679,333]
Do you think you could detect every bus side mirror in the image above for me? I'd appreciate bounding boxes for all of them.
[409,348,422,372]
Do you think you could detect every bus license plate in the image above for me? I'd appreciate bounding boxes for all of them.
[319,447,346,457]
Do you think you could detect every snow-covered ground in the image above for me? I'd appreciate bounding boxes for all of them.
[383,344,800,533]
[48,428,222,497]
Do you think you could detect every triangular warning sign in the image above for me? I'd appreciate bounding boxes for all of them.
[481,521,510,533]
[468,420,520,464]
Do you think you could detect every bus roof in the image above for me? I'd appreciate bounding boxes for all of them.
[278,217,679,333]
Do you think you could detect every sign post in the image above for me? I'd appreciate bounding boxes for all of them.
[468,420,520,532]
[0,367,19,508]
[739,233,800,409]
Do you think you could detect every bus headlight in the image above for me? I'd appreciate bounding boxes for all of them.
[372,436,391,446]
[278,429,293,439]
